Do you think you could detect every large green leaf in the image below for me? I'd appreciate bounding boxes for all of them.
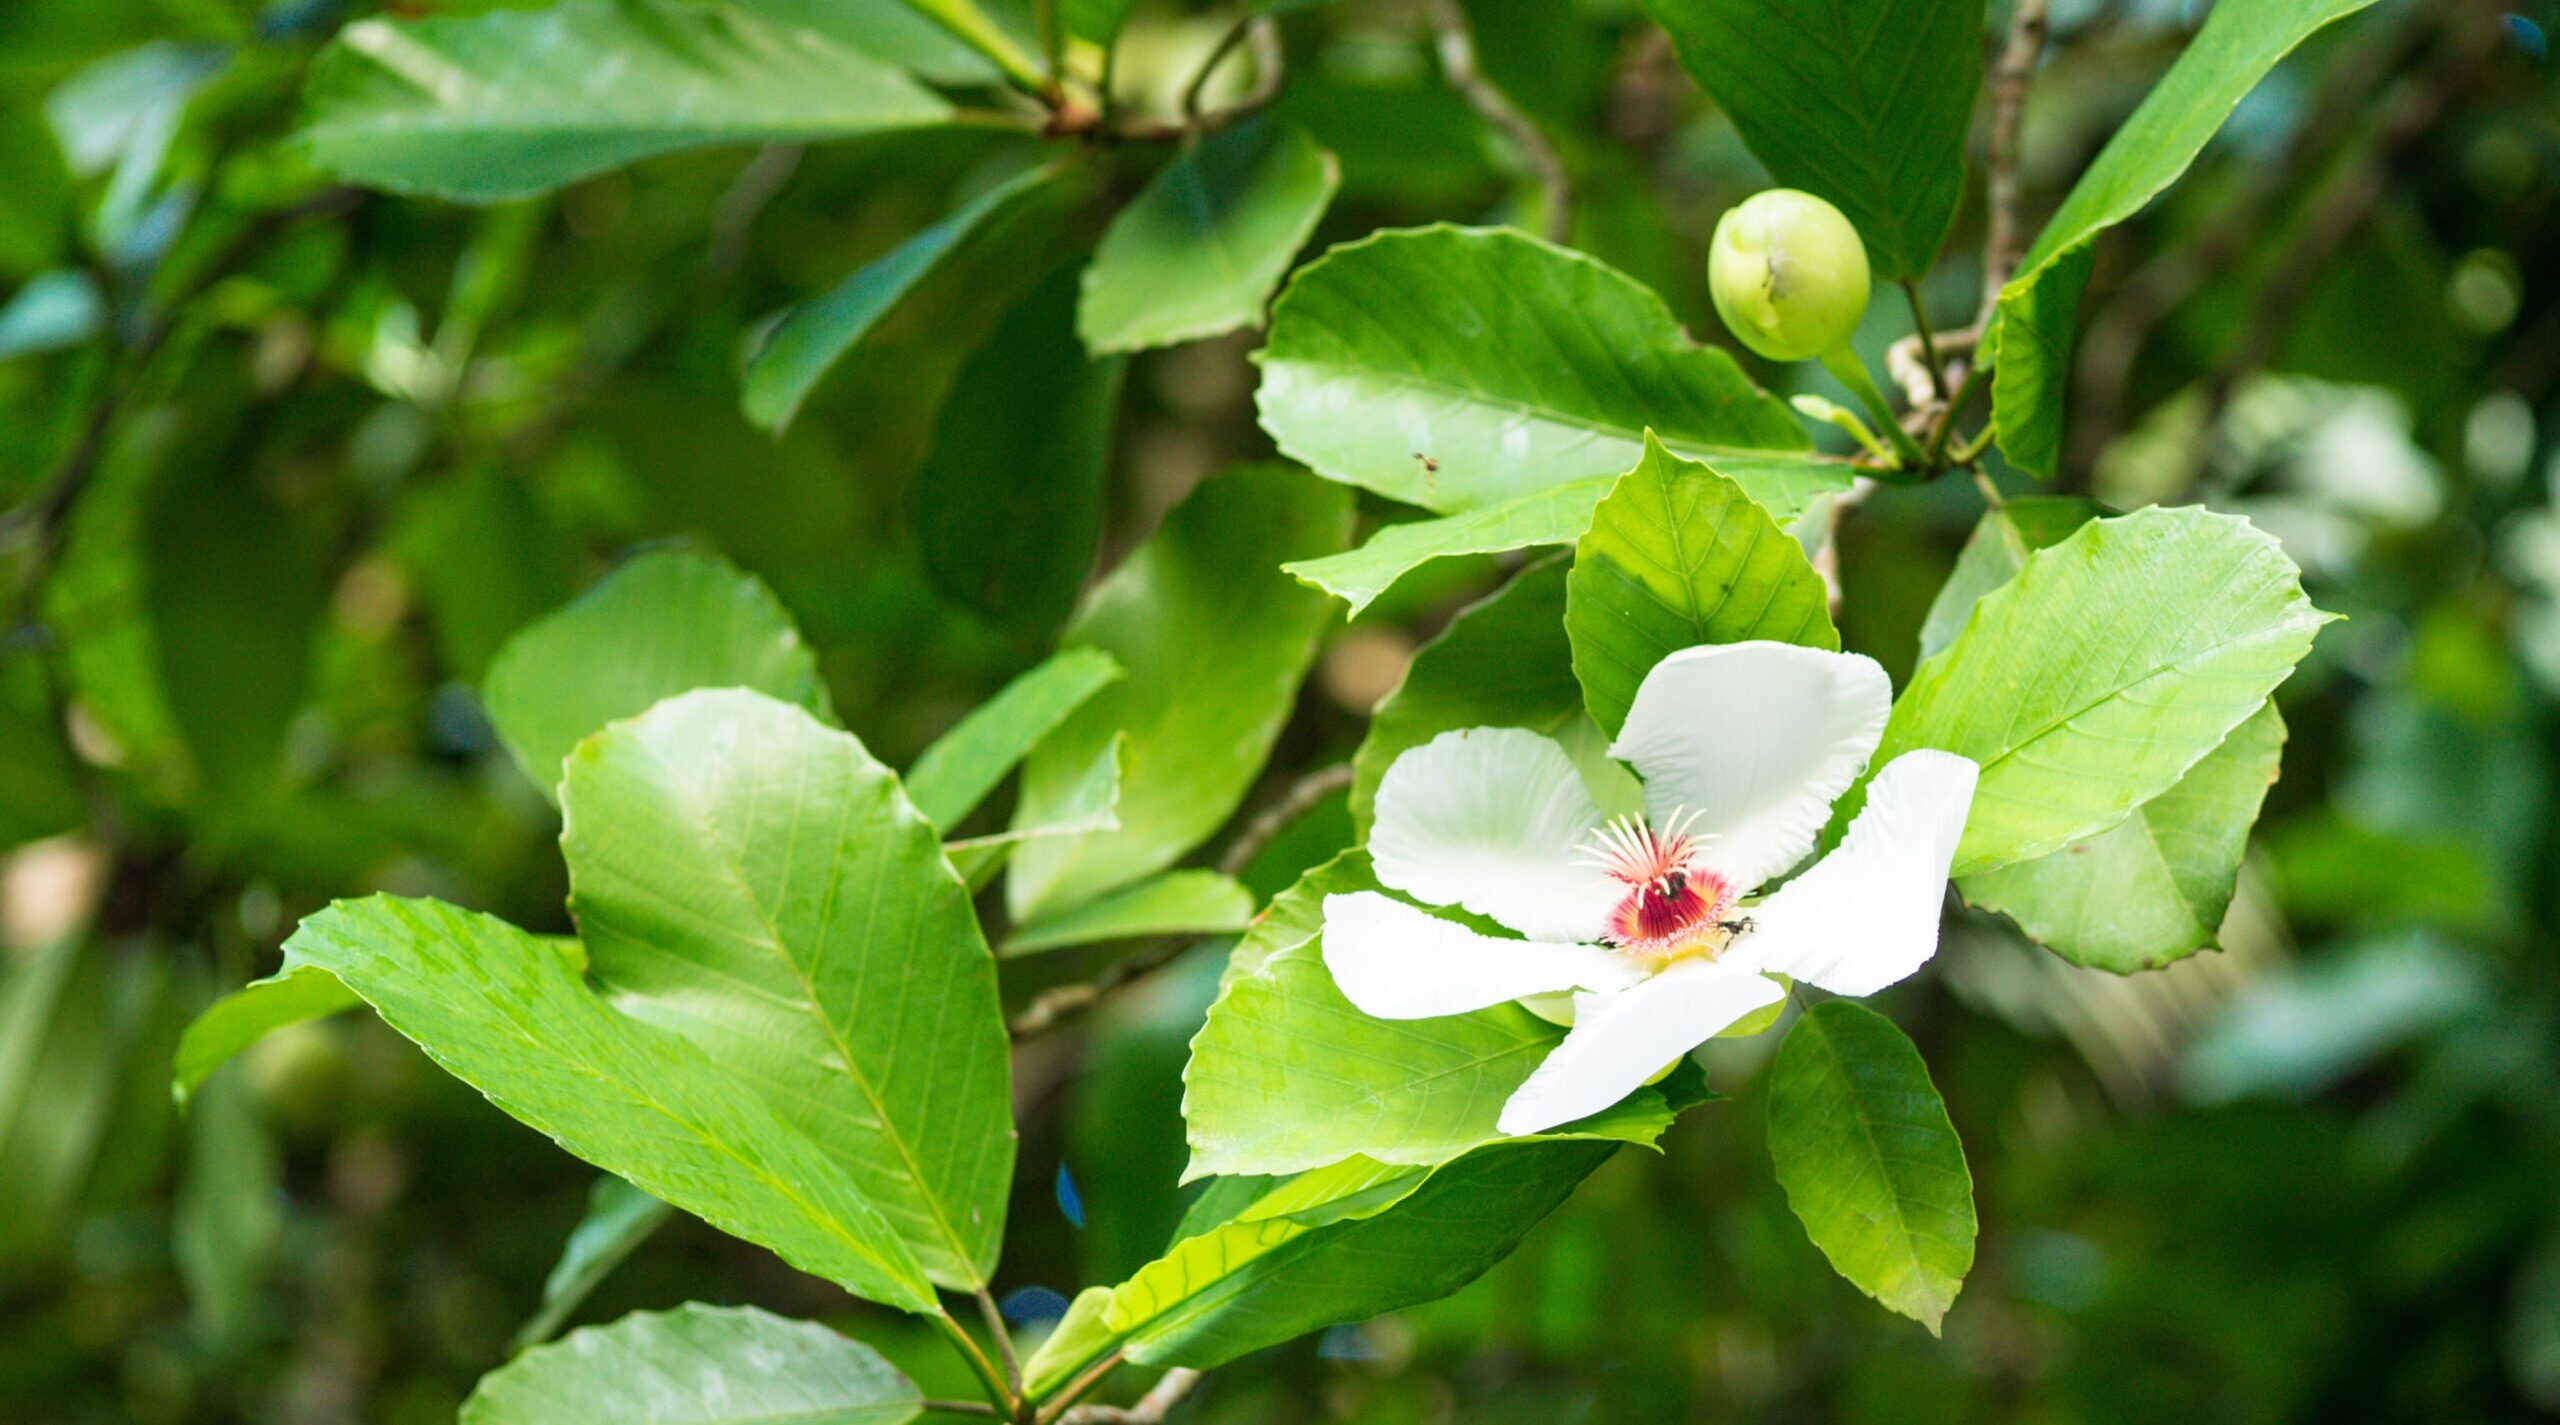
[1565,433,1838,737]
[743,161,1103,434]
[1255,226,1815,513]
[514,1177,677,1349]
[1024,1137,1621,1388]
[465,1304,922,1425]
[1633,0,1983,280]
[1913,496,2106,661]
[1348,559,1625,833]
[1285,452,1846,618]
[1078,118,1341,356]
[1002,870,1256,957]
[280,896,938,1312]
[1964,702,2286,973]
[1766,1000,1974,1333]
[562,689,1013,1289]
[914,267,1125,637]
[297,0,955,202]
[1004,465,1352,921]
[1182,853,1678,1178]
[904,647,1122,833]
[1988,0,2384,476]
[481,549,830,802]
[1877,506,2330,877]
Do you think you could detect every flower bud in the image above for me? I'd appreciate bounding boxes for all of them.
[1708,189,1872,362]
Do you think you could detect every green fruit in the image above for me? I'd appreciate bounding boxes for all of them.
[1708,189,1872,362]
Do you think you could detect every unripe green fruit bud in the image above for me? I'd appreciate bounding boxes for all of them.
[1708,189,1872,362]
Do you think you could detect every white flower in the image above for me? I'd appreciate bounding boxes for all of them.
[1322,641,1979,1137]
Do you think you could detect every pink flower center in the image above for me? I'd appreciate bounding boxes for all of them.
[1580,813,1740,960]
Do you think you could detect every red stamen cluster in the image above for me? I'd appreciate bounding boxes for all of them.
[1581,813,1737,958]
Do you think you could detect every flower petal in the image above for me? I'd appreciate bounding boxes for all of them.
[1493,960,1785,1136]
[1609,642,1892,891]
[1738,750,1978,997]
[1320,892,1643,1019]
[1368,727,1621,941]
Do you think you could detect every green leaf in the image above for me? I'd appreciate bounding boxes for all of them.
[877,0,1044,89]
[1633,0,1983,280]
[1078,118,1341,356]
[1877,506,2331,877]
[1255,225,1816,514]
[1286,455,1847,618]
[172,965,359,1107]
[1565,433,1838,736]
[743,161,1103,434]
[172,1069,281,1350]
[1766,1000,1974,1333]
[1349,559,1627,833]
[904,648,1122,833]
[1002,870,1256,957]
[297,0,955,202]
[1988,0,2384,476]
[948,735,1124,856]
[481,549,830,803]
[915,267,1126,637]
[1964,702,2286,973]
[280,896,938,1312]
[1914,496,2106,661]
[1060,0,1141,45]
[513,1177,678,1350]
[1004,464,1352,921]
[562,689,1014,1290]
[391,466,581,684]
[1182,853,1678,1179]
[1026,1137,1623,1386]
[464,1304,923,1425]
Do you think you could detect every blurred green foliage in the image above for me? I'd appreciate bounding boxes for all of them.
[4,0,2560,1421]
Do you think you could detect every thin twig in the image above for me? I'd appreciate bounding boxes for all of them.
[922,1401,1006,1419]
[1425,0,1572,243]
[1006,763,1353,1040]
[1060,1369,1204,1425]
[1976,0,2051,330]
[1814,478,1876,623]
[973,1287,1023,1396]
[1105,18,1283,141]
[1899,280,1950,401]
[707,144,804,283]
[932,1311,1019,1419]
[1180,11,1260,123]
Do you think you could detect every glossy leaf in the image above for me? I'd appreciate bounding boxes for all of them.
[1078,119,1341,356]
[742,161,1102,434]
[1877,506,2330,877]
[1965,702,2286,973]
[904,648,1122,833]
[279,896,938,1312]
[1634,0,1984,279]
[1767,1000,1974,1333]
[464,1304,922,1425]
[1565,433,1838,736]
[513,1177,677,1350]
[1255,226,1814,513]
[1002,870,1257,957]
[1182,853,1679,1178]
[482,549,830,802]
[1004,465,1352,921]
[1349,560,1626,833]
[172,965,358,1106]
[298,0,955,202]
[915,267,1125,636]
[562,690,1013,1289]
[1914,496,2106,661]
[1026,1137,1623,1386]
[1287,450,1846,618]
[1988,0,2384,476]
